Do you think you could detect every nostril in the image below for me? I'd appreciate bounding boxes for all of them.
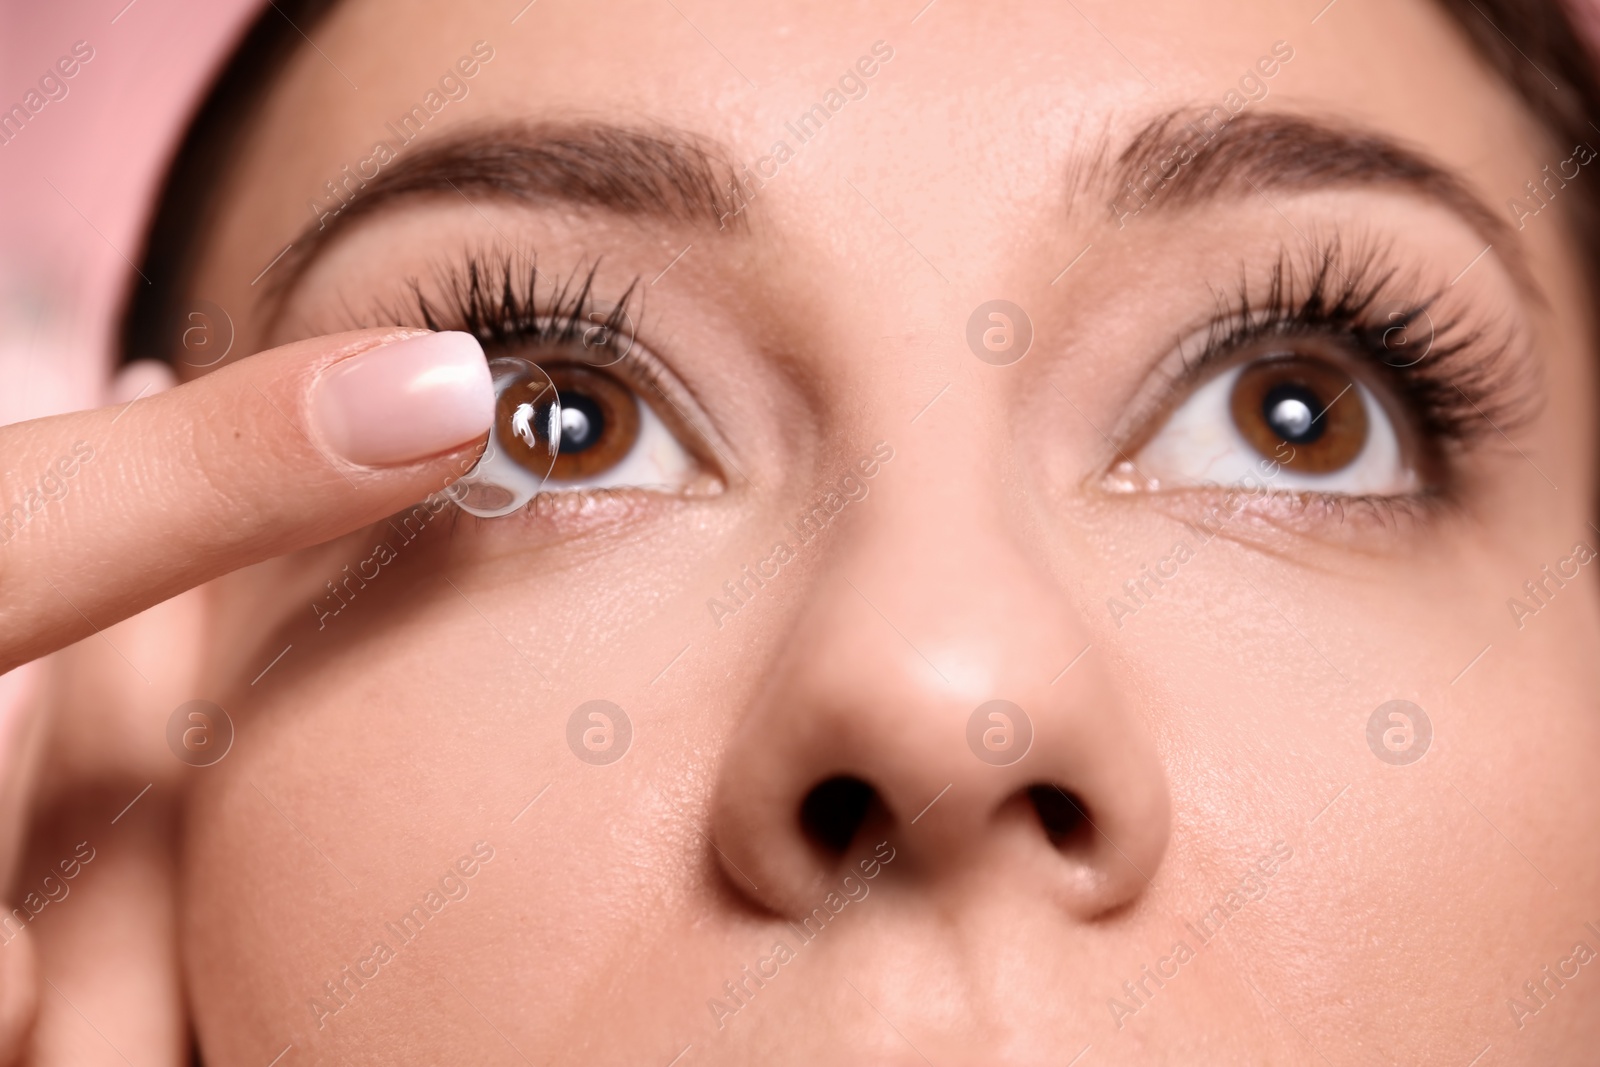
[1027,784,1091,849]
[799,776,876,854]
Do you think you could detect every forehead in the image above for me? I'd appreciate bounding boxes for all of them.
[215,0,1538,292]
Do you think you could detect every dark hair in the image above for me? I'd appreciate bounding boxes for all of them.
[121,0,342,363]
[120,0,1600,363]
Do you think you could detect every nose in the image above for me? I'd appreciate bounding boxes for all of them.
[709,443,1172,921]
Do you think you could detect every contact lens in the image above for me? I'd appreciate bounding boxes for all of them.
[447,356,563,517]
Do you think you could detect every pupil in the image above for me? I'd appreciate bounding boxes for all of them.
[555,394,606,453]
[1262,383,1324,445]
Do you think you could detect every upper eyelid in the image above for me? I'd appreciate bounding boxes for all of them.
[270,237,738,485]
[357,252,742,482]
[1103,238,1532,465]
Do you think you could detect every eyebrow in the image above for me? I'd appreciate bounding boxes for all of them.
[1099,109,1531,291]
[268,121,740,304]
[270,112,1531,312]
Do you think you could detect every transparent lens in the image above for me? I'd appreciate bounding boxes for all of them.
[447,356,563,518]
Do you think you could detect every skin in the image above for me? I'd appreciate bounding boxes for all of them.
[0,326,494,1066]
[12,0,1600,1063]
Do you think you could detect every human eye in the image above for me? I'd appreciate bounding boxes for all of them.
[386,252,721,516]
[1111,238,1533,511]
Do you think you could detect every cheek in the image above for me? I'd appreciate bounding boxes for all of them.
[1117,531,1600,1041]
[183,502,771,1060]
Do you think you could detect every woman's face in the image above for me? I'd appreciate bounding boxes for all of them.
[177,0,1600,1062]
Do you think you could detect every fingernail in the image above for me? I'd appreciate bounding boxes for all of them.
[110,359,177,405]
[311,332,493,467]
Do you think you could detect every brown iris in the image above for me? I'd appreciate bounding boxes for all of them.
[494,369,558,475]
[495,362,643,482]
[1228,353,1368,473]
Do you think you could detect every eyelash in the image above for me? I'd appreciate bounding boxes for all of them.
[355,239,1527,529]
[361,251,725,525]
[375,251,657,392]
[1169,237,1535,497]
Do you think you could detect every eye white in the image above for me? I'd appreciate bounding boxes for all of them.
[1130,361,1416,495]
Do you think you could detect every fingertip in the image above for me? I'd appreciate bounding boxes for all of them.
[110,360,178,406]
[310,331,493,468]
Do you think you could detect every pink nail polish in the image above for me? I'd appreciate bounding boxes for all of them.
[311,332,493,467]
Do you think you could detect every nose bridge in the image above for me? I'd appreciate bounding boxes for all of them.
[835,412,1087,694]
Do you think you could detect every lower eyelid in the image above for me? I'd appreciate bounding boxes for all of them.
[1129,483,1451,556]
[451,485,693,553]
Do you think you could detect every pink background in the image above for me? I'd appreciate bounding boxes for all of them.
[0,0,260,426]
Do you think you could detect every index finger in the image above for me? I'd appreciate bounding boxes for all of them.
[0,328,493,675]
